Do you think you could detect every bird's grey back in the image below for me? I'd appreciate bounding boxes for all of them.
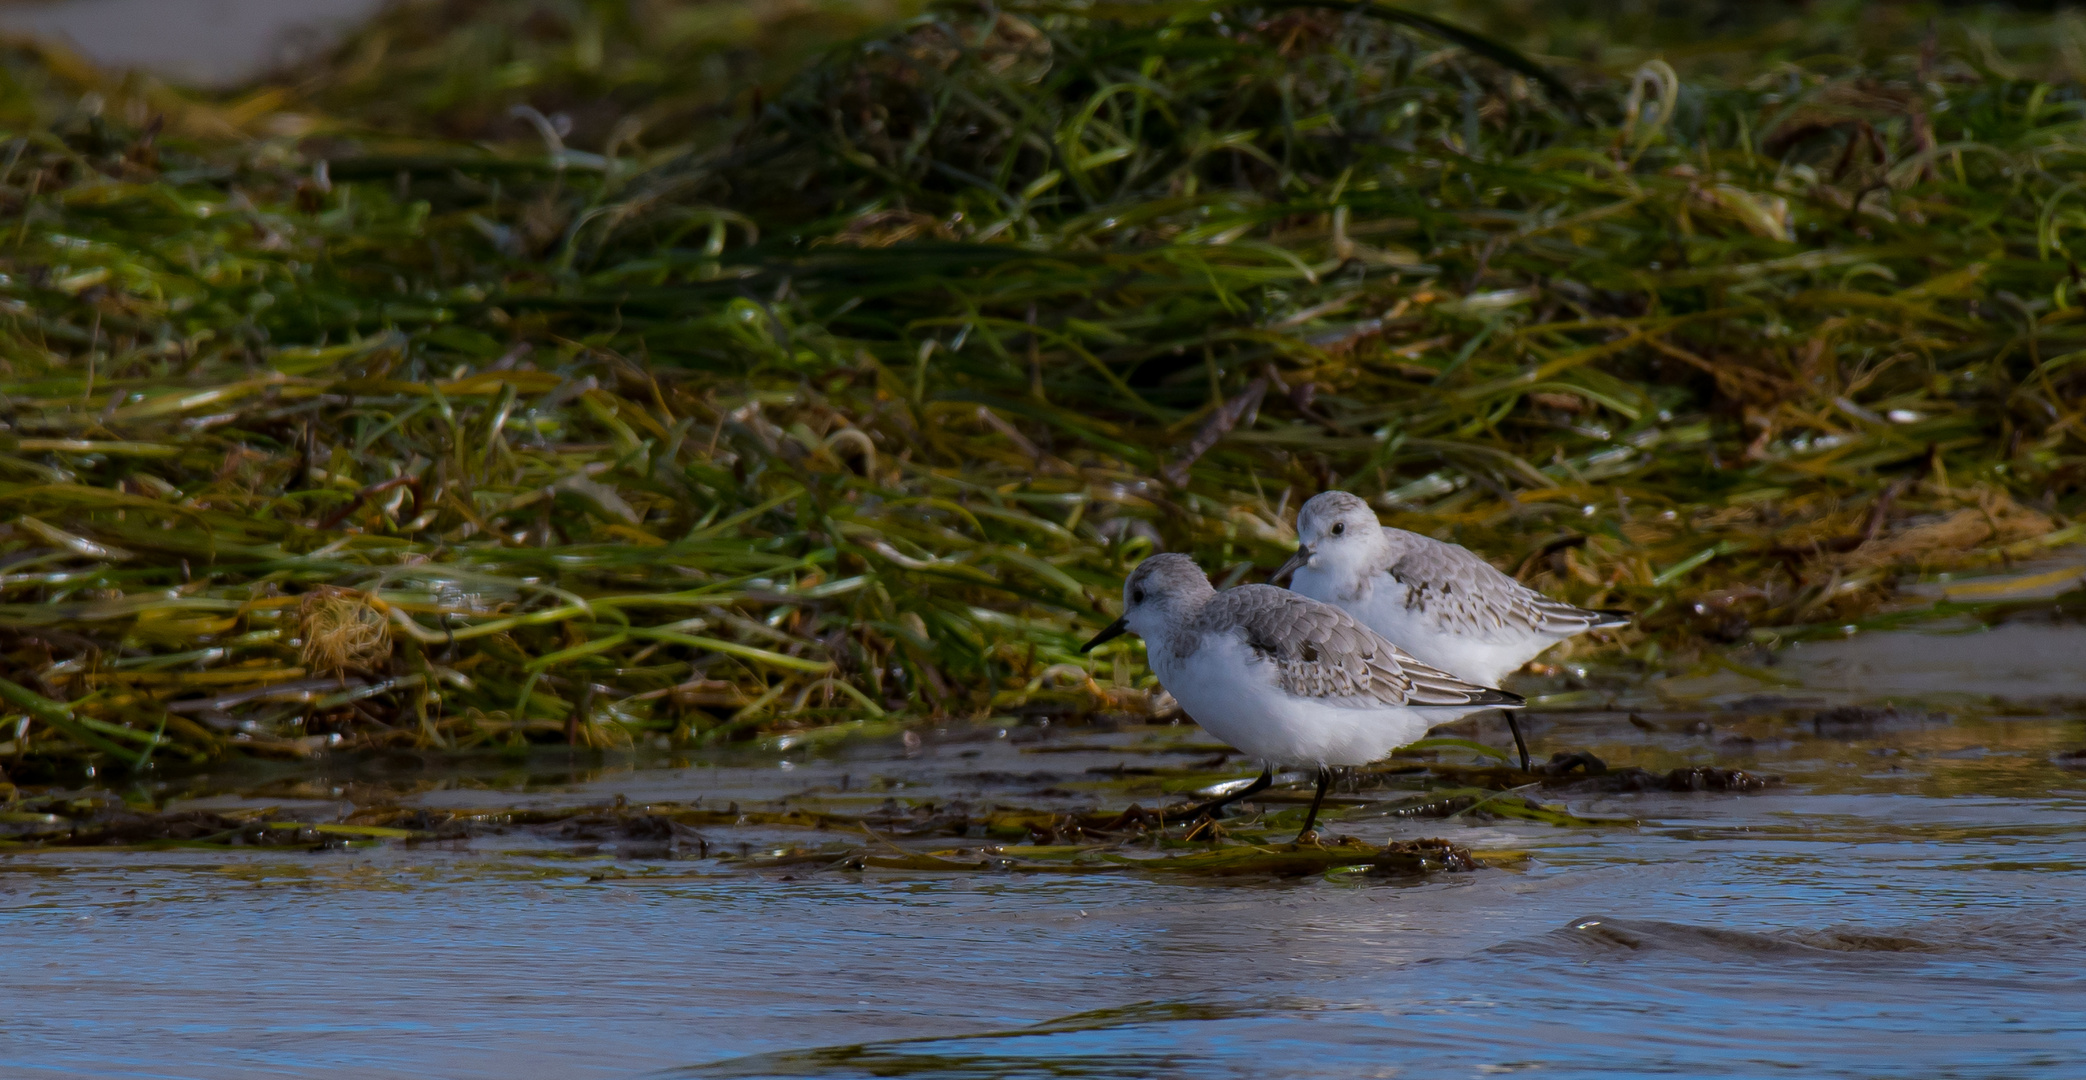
[1382,528,1622,639]
[1187,584,1519,708]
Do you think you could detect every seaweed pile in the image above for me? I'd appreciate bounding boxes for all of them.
[1,1,2082,780]
[0,764,1567,878]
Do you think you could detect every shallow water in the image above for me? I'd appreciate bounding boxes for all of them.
[8,622,2086,1079]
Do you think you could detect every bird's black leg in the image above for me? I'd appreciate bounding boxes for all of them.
[1171,767,1272,826]
[1295,766,1332,842]
[1504,712,1533,773]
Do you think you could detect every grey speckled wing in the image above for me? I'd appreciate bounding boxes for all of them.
[1189,585,1523,709]
[1387,531,1628,640]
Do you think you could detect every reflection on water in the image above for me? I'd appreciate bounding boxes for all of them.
[5,626,2086,1079]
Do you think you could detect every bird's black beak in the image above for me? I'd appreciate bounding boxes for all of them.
[1272,545,1313,584]
[1080,615,1129,653]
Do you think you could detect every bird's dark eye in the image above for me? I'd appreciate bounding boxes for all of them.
[1330,522,1346,536]
[1131,588,1146,604]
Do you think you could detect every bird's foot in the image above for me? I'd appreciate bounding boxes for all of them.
[1182,816,1229,843]
[1163,800,1224,828]
[1532,750,1608,778]
[1291,828,1325,848]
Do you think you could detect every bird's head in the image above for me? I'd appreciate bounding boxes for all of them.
[1274,490,1383,583]
[1080,552,1213,652]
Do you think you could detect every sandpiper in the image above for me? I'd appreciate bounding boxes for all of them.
[1081,552,1523,840]
[1275,490,1629,770]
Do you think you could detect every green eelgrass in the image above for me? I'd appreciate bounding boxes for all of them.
[0,1,2083,778]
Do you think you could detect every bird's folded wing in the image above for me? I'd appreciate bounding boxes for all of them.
[1205,585,1520,710]
[1519,592,1632,635]
[1392,541,1627,639]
